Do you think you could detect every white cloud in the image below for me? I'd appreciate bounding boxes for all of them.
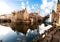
[0,25,13,36]
[20,2,25,9]
[26,1,31,12]
[39,24,52,34]
[40,0,56,16]
[16,0,25,1]
[27,6,31,13]
[32,5,35,9]
[20,1,30,11]
[0,1,13,15]
[42,0,47,4]
[26,1,29,5]
[20,1,38,13]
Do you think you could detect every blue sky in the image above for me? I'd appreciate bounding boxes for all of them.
[0,0,57,16]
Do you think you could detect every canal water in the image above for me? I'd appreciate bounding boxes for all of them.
[0,23,52,42]
[0,25,40,42]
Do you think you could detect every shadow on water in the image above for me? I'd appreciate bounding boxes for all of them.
[0,22,40,42]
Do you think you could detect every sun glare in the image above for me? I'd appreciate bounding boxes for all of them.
[0,1,12,15]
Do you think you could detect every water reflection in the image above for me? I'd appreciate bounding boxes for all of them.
[11,22,39,34]
[0,23,39,42]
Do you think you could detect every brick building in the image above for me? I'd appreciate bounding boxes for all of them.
[52,0,60,26]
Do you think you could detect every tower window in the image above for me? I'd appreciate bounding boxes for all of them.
[58,0,60,4]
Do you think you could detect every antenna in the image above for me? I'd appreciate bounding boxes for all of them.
[25,1,26,9]
[38,4,40,15]
[24,1,27,14]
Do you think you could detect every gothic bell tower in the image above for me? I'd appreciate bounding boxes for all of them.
[56,0,60,14]
[55,0,60,26]
[52,0,60,26]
